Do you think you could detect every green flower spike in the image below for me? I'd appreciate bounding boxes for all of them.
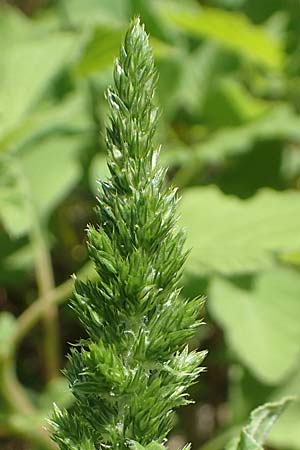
[51,17,206,450]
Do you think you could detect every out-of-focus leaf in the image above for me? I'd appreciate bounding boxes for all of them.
[181,187,300,274]
[89,154,110,194]
[0,5,31,43]
[268,370,300,449]
[129,441,166,450]
[178,42,221,114]
[214,139,284,198]
[0,23,77,144]
[38,377,73,413]
[62,0,128,27]
[0,92,91,154]
[196,106,300,163]
[130,0,179,43]
[202,78,270,127]
[75,25,124,77]
[279,250,300,267]
[0,226,33,283]
[75,25,174,78]
[0,312,16,359]
[18,132,85,222]
[1,244,34,280]
[0,157,29,236]
[209,270,300,383]
[160,3,283,69]
[281,143,300,182]
[226,398,292,450]
[216,0,246,7]
[0,131,85,237]
[156,55,184,115]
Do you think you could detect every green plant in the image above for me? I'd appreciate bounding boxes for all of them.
[1,3,298,449]
[51,18,206,450]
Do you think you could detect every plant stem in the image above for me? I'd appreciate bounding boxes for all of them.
[12,262,94,349]
[10,422,58,450]
[16,162,60,381]
[0,356,57,450]
[0,357,33,414]
[31,215,60,381]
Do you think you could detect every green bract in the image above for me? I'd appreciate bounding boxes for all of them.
[51,18,206,450]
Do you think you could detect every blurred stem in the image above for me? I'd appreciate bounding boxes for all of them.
[0,357,57,450]
[16,163,60,380]
[13,262,94,348]
[31,215,60,381]
[10,423,58,450]
[0,357,33,414]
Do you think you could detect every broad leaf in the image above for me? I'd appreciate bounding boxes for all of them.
[18,133,84,223]
[38,377,73,413]
[75,25,124,77]
[196,105,300,163]
[201,78,270,127]
[0,15,76,144]
[268,369,300,449]
[0,92,90,155]
[226,398,292,450]
[62,0,128,27]
[129,441,166,450]
[0,132,85,237]
[209,270,300,384]
[75,25,176,78]
[160,3,283,69]
[0,157,29,236]
[181,187,300,275]
[89,154,110,194]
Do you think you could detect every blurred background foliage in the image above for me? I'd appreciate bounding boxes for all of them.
[0,0,300,449]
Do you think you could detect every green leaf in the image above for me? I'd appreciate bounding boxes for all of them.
[0,242,34,284]
[181,187,300,275]
[0,19,76,144]
[0,91,90,154]
[0,131,85,237]
[177,42,220,114]
[0,91,89,239]
[160,2,283,69]
[201,78,270,127]
[89,154,110,194]
[38,377,74,413]
[0,157,29,236]
[75,25,176,78]
[226,398,292,450]
[244,399,292,445]
[129,441,166,450]
[62,0,128,27]
[209,269,300,384]
[19,133,84,220]
[0,5,31,43]
[268,369,300,449]
[75,25,124,77]
[196,105,300,163]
